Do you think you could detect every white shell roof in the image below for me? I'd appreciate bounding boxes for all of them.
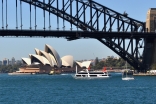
[61,55,73,67]
[21,58,31,65]
[49,53,57,67]
[30,55,50,65]
[45,44,62,67]
[81,61,91,68]
[39,50,52,66]
[34,48,40,55]
[30,55,44,64]
[75,61,82,67]
[41,56,51,65]
[29,54,36,58]
[62,60,70,66]
[76,61,91,68]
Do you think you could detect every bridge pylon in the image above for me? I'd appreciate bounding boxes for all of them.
[143,8,156,71]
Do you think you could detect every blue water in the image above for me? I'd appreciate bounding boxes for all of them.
[0,73,156,104]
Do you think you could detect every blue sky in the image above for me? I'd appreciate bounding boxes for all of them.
[0,0,155,61]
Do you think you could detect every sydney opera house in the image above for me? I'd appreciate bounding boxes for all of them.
[18,44,91,74]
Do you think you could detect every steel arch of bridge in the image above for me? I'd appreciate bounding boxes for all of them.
[21,0,145,32]
[19,0,146,70]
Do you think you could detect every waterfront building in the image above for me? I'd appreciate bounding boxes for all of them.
[18,44,78,73]
[102,58,106,61]
[111,56,114,59]
[114,56,120,60]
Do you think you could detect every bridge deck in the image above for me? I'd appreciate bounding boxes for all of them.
[0,30,156,39]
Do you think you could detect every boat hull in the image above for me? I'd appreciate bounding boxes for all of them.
[73,76,110,79]
[122,77,134,80]
[8,73,31,75]
[73,73,110,79]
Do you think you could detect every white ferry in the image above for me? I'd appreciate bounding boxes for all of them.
[73,66,110,79]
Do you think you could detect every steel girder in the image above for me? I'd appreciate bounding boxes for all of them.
[20,0,145,32]
[20,0,146,71]
[97,38,144,71]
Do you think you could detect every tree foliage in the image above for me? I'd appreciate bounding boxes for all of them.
[0,64,22,73]
[92,57,132,70]
[151,64,156,70]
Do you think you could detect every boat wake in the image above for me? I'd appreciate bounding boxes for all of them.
[61,73,70,75]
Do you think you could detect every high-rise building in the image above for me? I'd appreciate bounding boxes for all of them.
[0,61,2,65]
[7,59,9,65]
[3,58,7,65]
[12,57,15,65]
[16,60,22,65]
[9,61,12,65]
[146,8,156,32]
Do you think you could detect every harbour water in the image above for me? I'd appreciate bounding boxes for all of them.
[0,73,156,104]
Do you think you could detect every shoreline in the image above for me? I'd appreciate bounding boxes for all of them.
[133,73,156,76]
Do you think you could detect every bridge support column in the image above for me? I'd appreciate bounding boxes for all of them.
[152,39,156,64]
[143,38,156,71]
[141,39,154,72]
[141,38,156,71]
[143,8,156,71]
[150,39,156,70]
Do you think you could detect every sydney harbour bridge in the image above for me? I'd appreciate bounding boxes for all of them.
[0,0,156,72]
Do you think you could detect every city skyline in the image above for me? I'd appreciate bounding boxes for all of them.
[0,0,155,60]
[0,54,119,62]
[0,55,119,67]
[0,57,22,65]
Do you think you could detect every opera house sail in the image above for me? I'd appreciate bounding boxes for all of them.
[10,44,92,74]
[18,44,74,74]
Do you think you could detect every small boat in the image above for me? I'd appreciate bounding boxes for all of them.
[48,68,61,75]
[48,70,55,75]
[73,66,110,79]
[122,61,134,80]
[122,71,134,80]
[31,72,37,75]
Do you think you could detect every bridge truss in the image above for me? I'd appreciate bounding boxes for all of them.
[0,0,148,71]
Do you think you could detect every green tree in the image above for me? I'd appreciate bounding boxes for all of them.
[95,61,105,69]
[0,64,22,73]
[151,64,156,70]
[92,57,134,70]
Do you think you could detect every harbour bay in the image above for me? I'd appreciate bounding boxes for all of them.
[0,73,156,104]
